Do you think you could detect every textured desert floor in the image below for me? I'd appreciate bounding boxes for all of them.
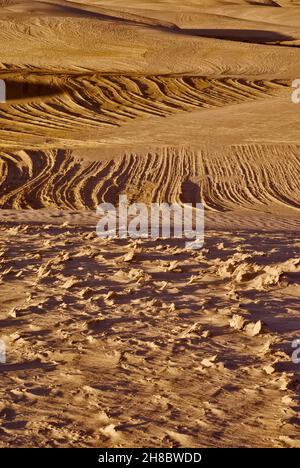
[0,0,300,448]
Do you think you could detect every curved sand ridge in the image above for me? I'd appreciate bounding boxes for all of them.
[1,146,300,216]
[0,71,299,219]
[0,75,289,148]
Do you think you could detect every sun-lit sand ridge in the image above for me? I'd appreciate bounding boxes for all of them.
[0,0,299,448]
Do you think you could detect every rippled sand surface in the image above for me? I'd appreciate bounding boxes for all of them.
[0,0,299,448]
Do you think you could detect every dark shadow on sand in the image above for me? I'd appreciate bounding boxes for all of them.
[4,80,63,102]
[181,29,294,43]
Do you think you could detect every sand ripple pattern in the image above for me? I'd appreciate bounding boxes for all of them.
[0,76,288,141]
[1,145,300,212]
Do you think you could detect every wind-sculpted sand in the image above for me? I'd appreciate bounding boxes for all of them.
[0,0,299,448]
[0,216,300,447]
[1,146,300,219]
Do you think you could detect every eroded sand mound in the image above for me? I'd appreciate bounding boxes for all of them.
[1,146,300,218]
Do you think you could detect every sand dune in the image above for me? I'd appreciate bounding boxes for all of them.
[1,1,300,74]
[1,146,300,217]
[0,75,291,147]
[0,0,299,449]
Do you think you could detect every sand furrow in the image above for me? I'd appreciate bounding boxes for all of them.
[0,76,289,147]
[1,145,299,216]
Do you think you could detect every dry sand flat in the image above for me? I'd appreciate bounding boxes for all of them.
[0,0,300,448]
